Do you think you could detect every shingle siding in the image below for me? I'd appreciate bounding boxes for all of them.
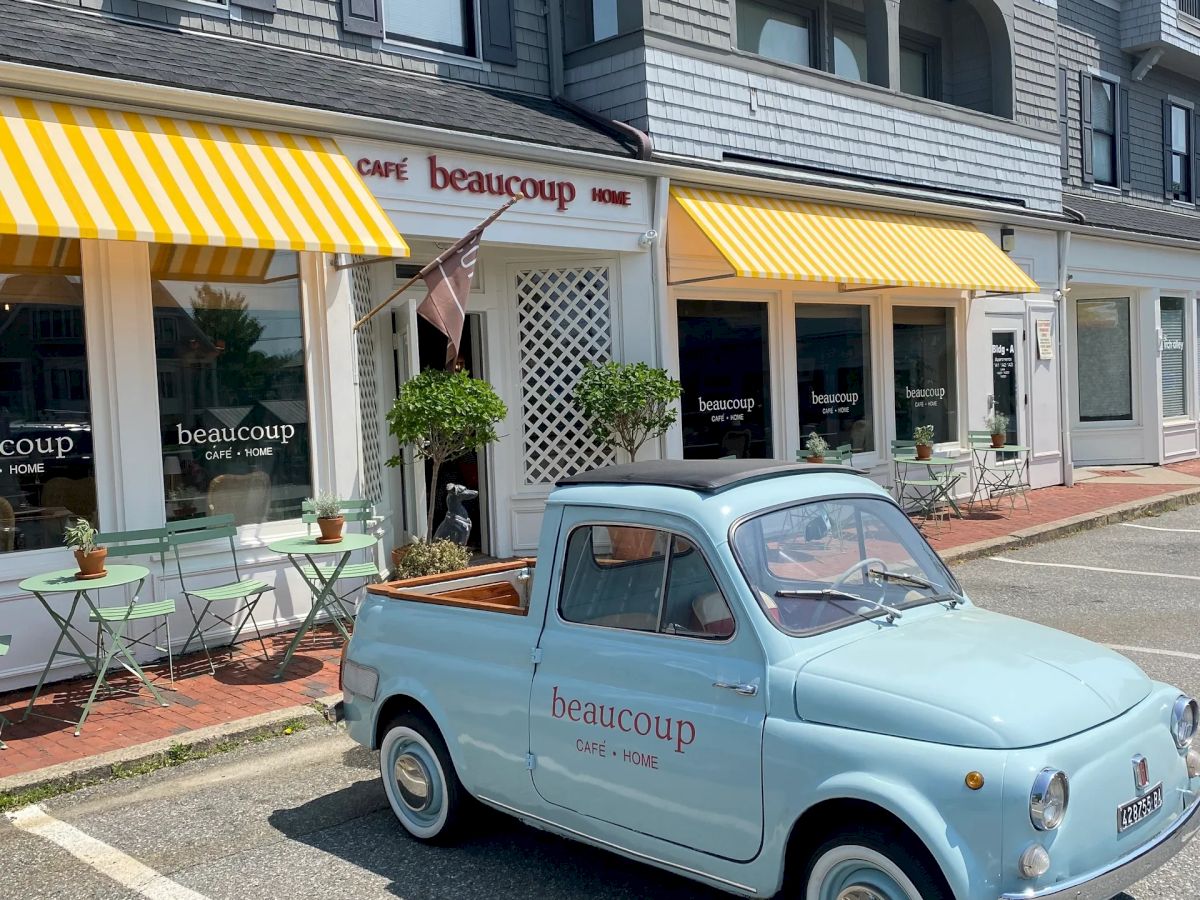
[1013,0,1059,130]
[50,0,551,94]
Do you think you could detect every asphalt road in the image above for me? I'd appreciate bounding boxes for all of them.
[3,506,1198,900]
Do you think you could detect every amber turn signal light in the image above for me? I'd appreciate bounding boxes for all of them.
[965,771,985,790]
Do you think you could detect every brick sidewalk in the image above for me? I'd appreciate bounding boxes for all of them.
[0,626,341,781]
[4,460,1200,787]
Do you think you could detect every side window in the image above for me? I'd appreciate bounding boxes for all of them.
[559,526,735,639]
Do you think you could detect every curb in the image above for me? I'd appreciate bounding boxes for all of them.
[0,691,343,798]
[941,485,1200,565]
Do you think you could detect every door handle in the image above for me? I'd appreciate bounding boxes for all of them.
[713,681,758,696]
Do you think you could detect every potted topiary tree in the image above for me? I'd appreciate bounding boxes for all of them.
[310,492,344,544]
[913,424,935,460]
[804,432,828,463]
[573,361,682,463]
[386,368,507,571]
[985,412,1008,449]
[64,518,106,579]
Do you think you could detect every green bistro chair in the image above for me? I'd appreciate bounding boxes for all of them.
[167,514,272,673]
[300,499,382,623]
[966,430,995,448]
[89,528,178,686]
[0,634,9,748]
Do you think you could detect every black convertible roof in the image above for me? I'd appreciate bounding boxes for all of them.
[556,460,864,493]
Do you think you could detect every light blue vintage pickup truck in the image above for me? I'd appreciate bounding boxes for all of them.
[341,460,1200,900]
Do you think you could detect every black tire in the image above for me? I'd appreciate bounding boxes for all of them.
[378,712,468,843]
[800,824,953,900]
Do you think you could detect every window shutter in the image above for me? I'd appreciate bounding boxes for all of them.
[236,0,277,11]
[1164,98,1176,199]
[479,0,518,66]
[341,0,384,38]
[1192,109,1199,203]
[1119,85,1131,191]
[1080,72,1094,185]
[1058,68,1070,182]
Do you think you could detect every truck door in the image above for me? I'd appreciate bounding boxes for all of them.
[528,512,767,861]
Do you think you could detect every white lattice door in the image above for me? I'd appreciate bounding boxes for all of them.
[392,297,427,539]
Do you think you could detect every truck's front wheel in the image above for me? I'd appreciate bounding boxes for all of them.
[802,825,951,900]
[379,713,466,843]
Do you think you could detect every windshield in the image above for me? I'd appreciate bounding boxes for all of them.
[731,496,962,635]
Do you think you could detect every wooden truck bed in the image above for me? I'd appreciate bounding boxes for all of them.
[367,559,536,616]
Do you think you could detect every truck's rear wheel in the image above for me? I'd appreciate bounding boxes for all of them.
[803,825,950,900]
[379,713,465,843]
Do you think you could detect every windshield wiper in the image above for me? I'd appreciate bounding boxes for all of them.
[775,588,903,624]
[866,569,964,608]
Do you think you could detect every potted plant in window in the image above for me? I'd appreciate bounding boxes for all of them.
[64,518,106,580]
[310,492,344,544]
[913,424,935,460]
[804,432,829,464]
[985,412,1008,449]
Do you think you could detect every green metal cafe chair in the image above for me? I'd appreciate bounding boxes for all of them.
[167,514,273,673]
[0,634,9,748]
[299,499,382,622]
[89,528,178,686]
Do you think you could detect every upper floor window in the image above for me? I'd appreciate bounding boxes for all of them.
[1089,76,1119,187]
[564,0,642,51]
[735,0,816,68]
[899,35,939,101]
[832,18,868,82]
[384,0,475,54]
[1166,101,1194,203]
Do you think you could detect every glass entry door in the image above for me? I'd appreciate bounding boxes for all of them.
[676,299,773,459]
[990,328,1022,448]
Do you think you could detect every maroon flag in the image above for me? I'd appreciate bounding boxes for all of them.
[415,197,518,368]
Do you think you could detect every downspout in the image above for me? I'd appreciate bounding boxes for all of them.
[544,2,653,160]
[1057,229,1074,487]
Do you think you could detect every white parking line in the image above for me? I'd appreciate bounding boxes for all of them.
[6,804,211,900]
[1107,644,1200,661]
[989,556,1200,582]
[1121,523,1200,534]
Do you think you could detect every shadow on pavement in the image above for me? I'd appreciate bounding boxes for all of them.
[268,781,727,900]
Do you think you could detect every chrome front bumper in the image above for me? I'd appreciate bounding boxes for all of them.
[999,793,1200,900]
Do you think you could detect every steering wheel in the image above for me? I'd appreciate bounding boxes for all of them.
[831,557,887,587]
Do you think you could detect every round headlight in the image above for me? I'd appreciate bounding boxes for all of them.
[1171,696,1199,749]
[1030,769,1070,831]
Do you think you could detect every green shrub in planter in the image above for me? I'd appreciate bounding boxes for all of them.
[393,539,473,580]
[573,361,682,462]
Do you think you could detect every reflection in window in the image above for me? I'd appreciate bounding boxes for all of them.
[1168,104,1192,202]
[892,306,957,444]
[900,40,938,99]
[563,0,641,50]
[1076,298,1132,422]
[1161,297,1186,418]
[384,0,474,53]
[736,0,814,67]
[677,299,773,459]
[154,251,312,525]
[833,21,868,82]
[0,256,97,552]
[796,304,873,452]
[1091,78,1118,187]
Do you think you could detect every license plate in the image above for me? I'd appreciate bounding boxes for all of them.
[1117,783,1163,833]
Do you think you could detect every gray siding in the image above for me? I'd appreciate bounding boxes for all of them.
[54,0,550,94]
[1013,0,1059,130]
[647,0,730,49]
[642,45,1061,210]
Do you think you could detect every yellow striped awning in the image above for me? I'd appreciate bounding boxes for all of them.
[0,235,278,282]
[671,186,1039,293]
[0,95,409,257]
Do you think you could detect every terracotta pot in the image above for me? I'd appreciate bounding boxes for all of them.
[74,547,108,579]
[991,433,1005,449]
[609,526,657,561]
[317,515,345,543]
[391,544,413,571]
[805,455,825,464]
[915,444,933,460]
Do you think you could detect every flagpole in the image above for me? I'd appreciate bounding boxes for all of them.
[352,195,521,332]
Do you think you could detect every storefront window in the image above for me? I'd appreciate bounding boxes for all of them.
[796,304,873,452]
[677,300,773,459]
[154,252,312,525]
[892,306,958,444]
[0,261,97,552]
[1076,298,1133,423]
[1161,297,1186,419]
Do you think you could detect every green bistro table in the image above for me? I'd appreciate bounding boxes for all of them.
[893,455,965,519]
[20,564,168,735]
[968,444,1032,513]
[269,532,378,680]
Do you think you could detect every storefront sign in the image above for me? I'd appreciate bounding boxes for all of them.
[903,385,946,409]
[1036,319,1053,360]
[356,157,409,181]
[175,424,296,460]
[0,435,76,473]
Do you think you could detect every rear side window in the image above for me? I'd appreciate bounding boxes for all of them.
[559,525,734,639]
